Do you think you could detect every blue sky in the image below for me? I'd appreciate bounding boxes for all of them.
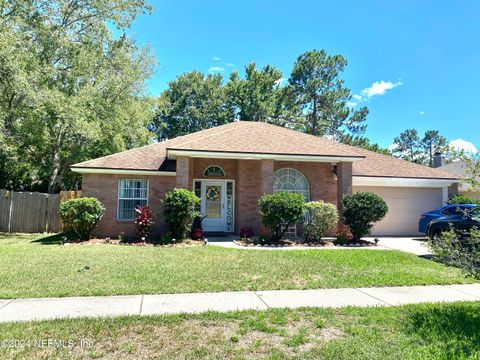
[125,0,480,150]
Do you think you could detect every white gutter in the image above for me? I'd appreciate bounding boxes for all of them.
[167,149,363,163]
[353,176,458,188]
[71,167,176,176]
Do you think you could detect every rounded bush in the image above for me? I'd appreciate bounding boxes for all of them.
[59,197,106,240]
[303,201,338,242]
[163,188,200,240]
[342,192,388,241]
[259,192,305,241]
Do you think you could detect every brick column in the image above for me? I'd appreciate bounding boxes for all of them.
[337,162,353,231]
[176,156,191,189]
[261,159,274,195]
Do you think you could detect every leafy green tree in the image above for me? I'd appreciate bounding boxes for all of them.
[459,151,480,192]
[287,49,368,140]
[0,0,155,193]
[225,62,294,125]
[422,130,447,167]
[392,129,423,163]
[150,71,235,140]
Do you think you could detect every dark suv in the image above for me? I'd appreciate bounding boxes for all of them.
[427,207,480,238]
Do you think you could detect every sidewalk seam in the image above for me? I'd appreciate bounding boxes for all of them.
[354,288,392,306]
[443,285,480,300]
[139,295,144,315]
[0,299,15,312]
[253,291,270,309]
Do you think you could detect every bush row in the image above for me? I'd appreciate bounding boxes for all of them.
[60,189,388,243]
[259,191,388,242]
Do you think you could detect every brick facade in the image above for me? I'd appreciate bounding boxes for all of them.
[82,159,341,238]
[82,173,175,238]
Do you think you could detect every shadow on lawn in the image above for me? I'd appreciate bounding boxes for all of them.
[31,232,78,245]
[403,303,480,356]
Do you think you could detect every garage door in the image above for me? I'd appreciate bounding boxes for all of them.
[352,186,443,236]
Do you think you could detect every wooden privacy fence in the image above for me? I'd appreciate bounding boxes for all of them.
[0,190,81,233]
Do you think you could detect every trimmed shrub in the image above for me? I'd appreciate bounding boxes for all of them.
[342,192,388,242]
[303,201,338,242]
[135,205,154,241]
[163,188,200,240]
[447,195,480,205]
[259,192,305,241]
[59,197,106,240]
[428,227,480,279]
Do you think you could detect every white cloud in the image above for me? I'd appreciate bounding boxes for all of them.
[226,62,235,67]
[352,80,403,103]
[208,66,225,73]
[419,111,425,115]
[346,101,357,108]
[212,56,221,61]
[388,143,398,152]
[449,139,478,154]
[360,80,403,98]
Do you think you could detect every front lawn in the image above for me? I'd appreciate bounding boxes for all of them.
[1,302,479,359]
[0,233,475,299]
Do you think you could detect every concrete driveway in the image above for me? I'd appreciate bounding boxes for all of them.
[365,237,431,257]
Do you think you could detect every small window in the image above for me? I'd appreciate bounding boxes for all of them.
[118,179,148,220]
[203,165,225,177]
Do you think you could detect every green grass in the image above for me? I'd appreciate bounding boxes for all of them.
[1,302,479,359]
[0,233,475,299]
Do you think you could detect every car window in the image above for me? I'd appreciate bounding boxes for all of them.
[441,208,456,216]
[441,207,466,216]
[470,207,480,220]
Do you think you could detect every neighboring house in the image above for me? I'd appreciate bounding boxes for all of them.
[71,121,460,237]
[437,159,480,199]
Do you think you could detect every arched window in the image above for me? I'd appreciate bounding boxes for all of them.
[273,168,310,201]
[203,165,225,177]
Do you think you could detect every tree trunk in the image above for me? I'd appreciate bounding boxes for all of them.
[311,95,318,135]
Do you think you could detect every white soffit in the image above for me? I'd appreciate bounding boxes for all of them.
[353,176,457,188]
[71,167,176,176]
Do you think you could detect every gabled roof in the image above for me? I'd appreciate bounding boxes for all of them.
[72,121,460,180]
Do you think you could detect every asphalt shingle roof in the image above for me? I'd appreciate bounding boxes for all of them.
[73,121,460,180]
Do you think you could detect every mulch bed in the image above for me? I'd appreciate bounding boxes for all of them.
[233,239,377,248]
[63,239,207,247]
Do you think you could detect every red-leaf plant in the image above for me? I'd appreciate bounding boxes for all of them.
[135,206,155,241]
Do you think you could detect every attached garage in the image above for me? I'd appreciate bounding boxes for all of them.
[353,184,445,236]
[352,176,460,236]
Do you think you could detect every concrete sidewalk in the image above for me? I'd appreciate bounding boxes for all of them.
[0,284,479,323]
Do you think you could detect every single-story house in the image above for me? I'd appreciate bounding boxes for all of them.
[71,121,460,237]
[437,159,480,199]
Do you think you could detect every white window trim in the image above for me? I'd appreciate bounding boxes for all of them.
[203,165,225,177]
[273,168,311,201]
[117,179,149,221]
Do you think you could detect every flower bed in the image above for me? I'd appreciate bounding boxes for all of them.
[233,238,377,248]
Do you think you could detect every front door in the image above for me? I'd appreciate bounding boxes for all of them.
[201,181,226,232]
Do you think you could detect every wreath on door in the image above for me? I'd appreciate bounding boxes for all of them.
[206,186,220,200]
